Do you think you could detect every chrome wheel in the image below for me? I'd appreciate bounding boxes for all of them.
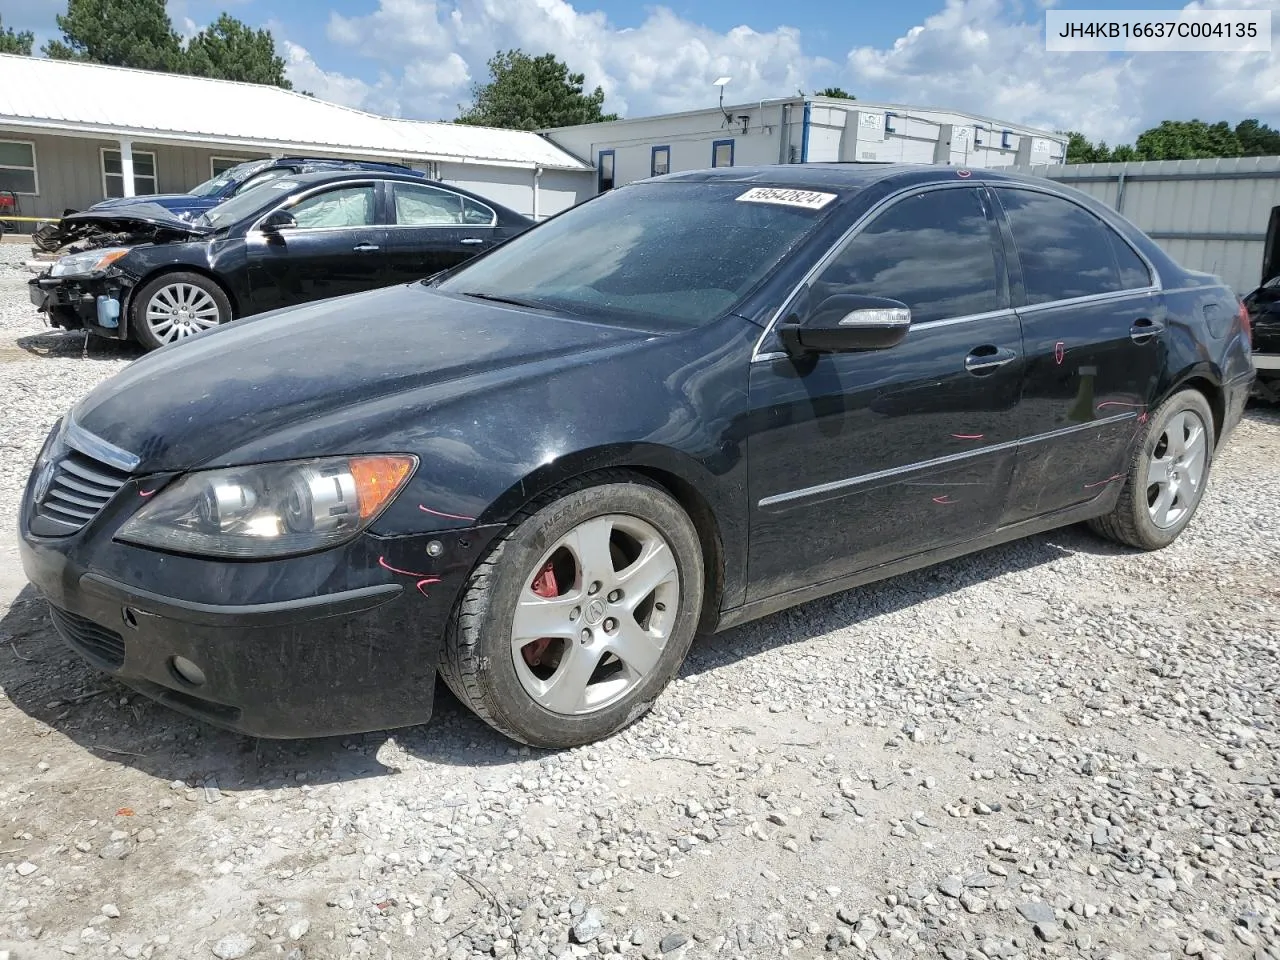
[145,282,223,343]
[511,514,680,716]
[1146,409,1208,529]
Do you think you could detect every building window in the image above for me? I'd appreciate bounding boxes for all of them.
[884,112,898,135]
[102,148,158,198]
[0,140,38,195]
[651,145,670,177]
[1001,130,1012,149]
[712,139,734,168]
[597,150,615,192]
[210,156,252,178]
[974,125,985,146]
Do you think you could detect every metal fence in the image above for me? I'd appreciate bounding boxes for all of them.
[1010,156,1280,296]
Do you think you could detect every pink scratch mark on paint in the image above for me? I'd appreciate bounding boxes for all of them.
[418,504,476,522]
[1054,341,1065,365]
[1083,473,1125,490]
[377,556,442,597]
[952,433,984,440]
[1138,411,1150,424]
[138,488,157,498]
[932,495,957,505]
[1096,401,1147,411]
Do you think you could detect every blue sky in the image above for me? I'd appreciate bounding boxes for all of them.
[7,0,1280,143]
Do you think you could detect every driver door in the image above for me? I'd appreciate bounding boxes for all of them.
[246,181,390,312]
[745,185,1024,601]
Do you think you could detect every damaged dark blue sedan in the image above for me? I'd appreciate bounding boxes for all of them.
[18,164,1256,747]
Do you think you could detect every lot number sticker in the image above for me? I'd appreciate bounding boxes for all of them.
[736,187,837,210]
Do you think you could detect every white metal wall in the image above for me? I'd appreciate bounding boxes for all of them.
[1011,156,1280,295]
[436,162,593,220]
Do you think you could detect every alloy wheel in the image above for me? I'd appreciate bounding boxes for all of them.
[1146,409,1208,529]
[146,282,222,343]
[510,514,680,716]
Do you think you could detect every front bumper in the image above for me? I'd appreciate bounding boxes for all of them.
[28,272,131,340]
[18,470,503,738]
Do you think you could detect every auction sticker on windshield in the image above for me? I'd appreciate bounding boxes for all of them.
[736,187,837,210]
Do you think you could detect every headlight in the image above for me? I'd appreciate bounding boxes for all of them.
[116,455,416,559]
[50,248,130,278]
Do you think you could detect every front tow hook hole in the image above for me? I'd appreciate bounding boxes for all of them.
[122,607,139,629]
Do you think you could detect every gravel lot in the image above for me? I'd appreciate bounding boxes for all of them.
[0,240,1278,960]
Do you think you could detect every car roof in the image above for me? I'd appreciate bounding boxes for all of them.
[657,163,1057,192]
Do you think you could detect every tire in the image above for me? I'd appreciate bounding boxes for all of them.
[130,272,232,351]
[440,471,705,748]
[1088,389,1215,550]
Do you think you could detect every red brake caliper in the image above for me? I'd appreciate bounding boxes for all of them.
[522,561,559,667]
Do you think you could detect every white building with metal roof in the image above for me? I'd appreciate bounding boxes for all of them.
[0,53,594,223]
[544,95,1067,194]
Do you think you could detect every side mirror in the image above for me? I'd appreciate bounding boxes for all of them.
[261,210,297,234]
[778,294,912,354]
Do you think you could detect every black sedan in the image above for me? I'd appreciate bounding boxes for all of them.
[29,170,531,350]
[19,164,1255,747]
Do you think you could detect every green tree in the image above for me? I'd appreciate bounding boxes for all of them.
[1109,143,1139,162]
[1233,118,1280,157]
[816,86,856,100]
[43,0,183,71]
[1064,131,1110,164]
[0,14,34,55]
[185,13,291,88]
[456,50,618,130]
[1132,119,1240,160]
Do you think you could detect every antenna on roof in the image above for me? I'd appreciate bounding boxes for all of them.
[713,77,733,128]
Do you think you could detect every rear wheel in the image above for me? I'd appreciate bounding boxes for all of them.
[440,472,704,748]
[1088,389,1215,550]
[130,272,231,351]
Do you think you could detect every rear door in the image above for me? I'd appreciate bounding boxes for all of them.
[245,180,389,312]
[746,185,1024,601]
[989,185,1166,522]
[384,181,501,284]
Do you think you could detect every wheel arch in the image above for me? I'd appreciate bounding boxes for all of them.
[482,443,730,636]
[122,265,240,339]
[1164,364,1226,446]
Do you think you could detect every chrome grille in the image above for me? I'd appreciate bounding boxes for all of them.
[35,448,131,531]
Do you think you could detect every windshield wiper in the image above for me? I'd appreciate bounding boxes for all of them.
[456,291,550,311]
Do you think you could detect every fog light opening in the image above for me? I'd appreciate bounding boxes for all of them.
[169,656,207,688]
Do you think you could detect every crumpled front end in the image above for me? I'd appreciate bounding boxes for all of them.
[29,268,134,340]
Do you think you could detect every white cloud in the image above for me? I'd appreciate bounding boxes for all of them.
[321,0,833,120]
[272,0,1280,144]
[845,0,1280,144]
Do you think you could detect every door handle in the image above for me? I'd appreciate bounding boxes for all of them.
[964,345,1018,375]
[1129,317,1165,343]
[353,242,380,253]
[460,238,484,245]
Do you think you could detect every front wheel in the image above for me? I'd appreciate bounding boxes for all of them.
[130,272,231,351]
[1088,389,1215,550]
[440,472,705,748]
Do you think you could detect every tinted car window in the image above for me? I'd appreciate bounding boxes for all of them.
[395,183,465,225]
[1108,230,1152,289]
[996,188,1127,304]
[463,197,497,225]
[290,186,377,229]
[809,188,1001,324]
[436,182,838,328]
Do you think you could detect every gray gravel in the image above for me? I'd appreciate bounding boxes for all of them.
[1,239,1279,959]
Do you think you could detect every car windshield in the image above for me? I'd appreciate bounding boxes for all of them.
[187,160,272,198]
[195,179,297,230]
[435,182,841,328]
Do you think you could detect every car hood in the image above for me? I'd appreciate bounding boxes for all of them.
[58,203,213,245]
[71,284,659,473]
[89,195,216,218]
